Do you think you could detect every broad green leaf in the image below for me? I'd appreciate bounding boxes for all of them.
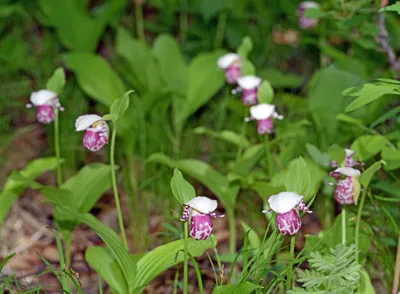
[133,236,215,291]
[370,106,400,128]
[148,153,239,210]
[230,144,264,177]
[85,246,128,294]
[379,2,400,14]
[64,53,125,106]
[200,0,233,20]
[344,83,398,112]
[250,182,284,202]
[46,67,66,94]
[359,161,384,188]
[350,135,387,161]
[52,204,136,292]
[306,143,330,168]
[285,157,312,198]
[257,80,274,104]
[0,157,58,225]
[61,163,112,213]
[110,90,134,123]
[240,59,256,76]
[359,269,376,294]
[328,144,346,164]
[240,221,261,254]
[336,113,366,127]
[194,127,249,148]
[212,281,262,294]
[170,169,195,205]
[259,68,303,89]
[237,36,253,59]
[381,145,400,170]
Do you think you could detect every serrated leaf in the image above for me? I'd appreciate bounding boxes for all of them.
[257,80,274,104]
[110,90,134,122]
[46,67,66,94]
[170,169,195,205]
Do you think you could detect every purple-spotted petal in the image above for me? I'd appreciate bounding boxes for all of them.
[225,64,241,84]
[276,209,302,235]
[37,105,55,124]
[257,118,273,134]
[189,214,213,240]
[334,176,355,205]
[82,121,109,152]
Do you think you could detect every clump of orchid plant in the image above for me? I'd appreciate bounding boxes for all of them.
[75,114,109,152]
[180,196,224,240]
[297,1,320,30]
[263,192,312,235]
[26,90,64,124]
[217,53,242,84]
[245,103,283,134]
[236,75,262,105]
[330,167,361,205]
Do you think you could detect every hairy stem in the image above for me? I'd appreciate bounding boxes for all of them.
[183,222,189,294]
[355,189,368,263]
[110,126,129,250]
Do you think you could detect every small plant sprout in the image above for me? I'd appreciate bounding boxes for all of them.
[236,75,262,105]
[217,53,241,84]
[246,103,283,134]
[330,167,361,205]
[75,114,109,152]
[263,192,312,235]
[297,1,320,30]
[26,90,64,124]
[180,196,224,240]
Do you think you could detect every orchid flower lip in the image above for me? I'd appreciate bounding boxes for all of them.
[333,167,361,177]
[250,103,276,120]
[237,76,262,90]
[30,89,58,106]
[75,114,104,132]
[185,196,217,214]
[217,53,240,69]
[268,192,304,214]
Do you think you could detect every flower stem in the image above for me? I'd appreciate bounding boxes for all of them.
[214,11,227,49]
[392,233,400,294]
[264,135,274,177]
[183,221,189,294]
[228,210,236,254]
[342,208,346,245]
[135,0,145,42]
[286,236,296,290]
[54,108,62,187]
[355,189,368,263]
[110,126,128,251]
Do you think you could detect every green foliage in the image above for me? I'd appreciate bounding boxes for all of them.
[350,135,387,161]
[212,281,262,294]
[194,127,250,148]
[257,80,274,104]
[170,168,196,205]
[110,90,134,123]
[291,244,361,293]
[46,67,66,94]
[359,161,384,188]
[237,36,253,59]
[285,157,314,200]
[379,2,400,14]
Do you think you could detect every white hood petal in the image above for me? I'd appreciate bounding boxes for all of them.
[334,167,361,177]
[217,53,240,69]
[237,76,262,90]
[250,104,276,120]
[75,114,104,131]
[30,90,57,106]
[268,192,303,214]
[300,1,319,9]
[345,148,355,157]
[185,196,217,214]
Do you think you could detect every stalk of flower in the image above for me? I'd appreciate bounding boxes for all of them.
[297,1,320,30]
[75,115,109,152]
[262,192,312,235]
[180,196,224,240]
[245,103,283,135]
[330,167,361,205]
[26,90,64,124]
[217,53,242,84]
[235,76,262,105]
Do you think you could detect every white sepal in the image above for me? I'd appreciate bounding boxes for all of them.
[30,90,57,106]
[75,114,104,131]
[333,167,361,177]
[237,76,262,90]
[250,103,276,120]
[185,196,217,214]
[217,53,240,69]
[268,192,303,214]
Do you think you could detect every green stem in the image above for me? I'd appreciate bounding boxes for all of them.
[64,234,72,267]
[287,236,296,290]
[180,0,187,43]
[264,135,274,177]
[110,126,129,251]
[342,208,346,245]
[235,108,248,161]
[392,233,400,294]
[228,210,236,254]
[54,108,62,187]
[135,0,145,42]
[183,222,189,294]
[214,11,227,49]
[355,189,368,263]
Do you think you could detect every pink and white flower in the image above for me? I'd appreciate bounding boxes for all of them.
[330,167,361,205]
[297,1,319,30]
[246,103,283,134]
[26,90,64,124]
[263,192,312,235]
[217,53,241,84]
[331,149,360,168]
[180,196,224,240]
[236,76,262,105]
[75,115,109,152]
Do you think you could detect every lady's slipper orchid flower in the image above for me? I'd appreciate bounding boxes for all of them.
[217,53,241,84]
[246,103,283,134]
[331,149,360,168]
[180,196,224,240]
[330,167,361,205]
[236,76,262,105]
[297,1,319,30]
[262,192,312,235]
[26,90,64,124]
[75,115,109,152]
